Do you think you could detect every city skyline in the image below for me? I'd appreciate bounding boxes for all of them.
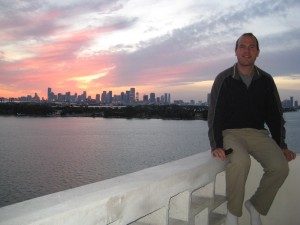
[2,86,298,109]
[1,1,300,101]
[46,87,171,104]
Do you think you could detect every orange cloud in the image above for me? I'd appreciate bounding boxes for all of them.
[0,26,119,98]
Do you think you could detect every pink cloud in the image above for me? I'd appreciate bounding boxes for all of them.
[0,25,120,98]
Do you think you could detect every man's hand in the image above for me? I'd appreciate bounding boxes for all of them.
[282,149,297,161]
[212,148,227,161]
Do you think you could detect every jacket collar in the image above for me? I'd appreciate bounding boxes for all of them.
[232,63,261,80]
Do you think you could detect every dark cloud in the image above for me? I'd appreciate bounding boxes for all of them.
[51,0,125,15]
[259,46,300,75]
[253,28,300,75]
[100,0,300,88]
[0,0,127,39]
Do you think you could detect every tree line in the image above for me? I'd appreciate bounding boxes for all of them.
[0,103,208,120]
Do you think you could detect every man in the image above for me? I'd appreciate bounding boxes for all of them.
[208,33,296,225]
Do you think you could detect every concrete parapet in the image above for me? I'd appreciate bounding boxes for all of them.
[0,151,299,225]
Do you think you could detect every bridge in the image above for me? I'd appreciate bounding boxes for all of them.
[0,151,299,225]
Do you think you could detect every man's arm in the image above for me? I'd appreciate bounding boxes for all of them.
[208,72,228,151]
[263,73,296,161]
[264,74,287,148]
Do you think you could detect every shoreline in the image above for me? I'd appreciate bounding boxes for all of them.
[0,103,209,120]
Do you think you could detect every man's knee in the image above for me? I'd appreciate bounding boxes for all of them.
[267,156,289,179]
[278,159,289,179]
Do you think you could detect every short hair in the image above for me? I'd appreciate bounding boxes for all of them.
[235,33,260,51]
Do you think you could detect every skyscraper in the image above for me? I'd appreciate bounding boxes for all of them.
[290,96,294,107]
[125,90,130,103]
[48,88,51,100]
[101,91,107,104]
[207,93,211,107]
[108,91,113,104]
[130,88,135,103]
[47,87,54,102]
[163,93,171,104]
[82,91,87,102]
[96,94,100,104]
[164,93,168,104]
[143,95,149,103]
[150,93,156,103]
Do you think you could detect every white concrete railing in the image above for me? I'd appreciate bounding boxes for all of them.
[0,151,299,225]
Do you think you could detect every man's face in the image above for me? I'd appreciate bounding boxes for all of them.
[235,35,260,67]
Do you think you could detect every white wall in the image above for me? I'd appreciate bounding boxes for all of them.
[0,151,299,225]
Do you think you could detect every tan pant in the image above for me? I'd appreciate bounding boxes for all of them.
[223,128,289,217]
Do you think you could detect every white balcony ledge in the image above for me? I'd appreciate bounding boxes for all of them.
[0,150,299,225]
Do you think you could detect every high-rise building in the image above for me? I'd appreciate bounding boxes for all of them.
[101,91,107,104]
[161,95,165,104]
[143,95,149,103]
[207,93,211,107]
[66,92,71,102]
[33,93,40,102]
[47,87,54,102]
[96,94,100,104]
[163,93,171,104]
[48,88,51,100]
[130,88,135,103]
[125,90,130,103]
[150,93,156,103]
[290,96,294,107]
[156,97,161,103]
[82,91,87,102]
[164,93,168,104]
[108,91,113,104]
[121,92,125,103]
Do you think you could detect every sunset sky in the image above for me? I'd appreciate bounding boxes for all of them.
[1,0,300,102]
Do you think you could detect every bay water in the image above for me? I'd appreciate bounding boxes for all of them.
[0,111,299,207]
